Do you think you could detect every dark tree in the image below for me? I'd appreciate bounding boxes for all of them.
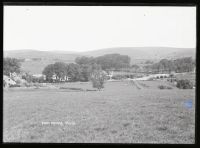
[3,57,21,76]
[95,54,131,70]
[176,79,193,89]
[53,62,68,80]
[79,63,102,82]
[66,63,82,81]
[42,64,55,82]
[90,69,107,90]
[75,56,95,65]
[149,57,195,73]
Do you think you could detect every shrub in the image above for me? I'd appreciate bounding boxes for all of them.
[90,70,106,90]
[158,85,165,89]
[10,84,21,87]
[166,86,173,89]
[158,85,172,89]
[176,79,193,89]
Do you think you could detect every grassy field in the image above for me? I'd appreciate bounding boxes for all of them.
[3,80,195,143]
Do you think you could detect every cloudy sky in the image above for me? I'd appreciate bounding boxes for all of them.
[4,6,196,52]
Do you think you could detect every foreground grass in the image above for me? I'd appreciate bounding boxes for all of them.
[3,80,195,143]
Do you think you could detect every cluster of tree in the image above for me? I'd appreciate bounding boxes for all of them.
[42,53,130,83]
[176,79,193,89]
[3,57,21,76]
[145,57,195,73]
[42,62,102,82]
[95,54,131,70]
[75,54,131,70]
[75,56,95,65]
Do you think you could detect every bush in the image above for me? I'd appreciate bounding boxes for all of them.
[167,86,173,89]
[158,85,172,89]
[158,85,165,89]
[10,84,21,87]
[90,70,106,90]
[176,79,193,89]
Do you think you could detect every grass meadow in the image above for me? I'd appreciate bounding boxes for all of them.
[3,80,195,143]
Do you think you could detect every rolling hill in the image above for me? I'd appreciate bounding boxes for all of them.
[82,47,195,60]
[4,49,81,61]
[4,47,195,74]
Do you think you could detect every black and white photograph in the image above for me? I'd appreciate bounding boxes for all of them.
[3,5,196,143]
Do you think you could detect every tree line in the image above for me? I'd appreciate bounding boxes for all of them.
[3,55,195,84]
[75,54,131,70]
[42,54,131,82]
[145,57,195,73]
[3,57,21,76]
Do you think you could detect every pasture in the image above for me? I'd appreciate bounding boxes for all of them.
[3,80,195,143]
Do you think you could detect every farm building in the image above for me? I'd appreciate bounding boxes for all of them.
[51,74,71,82]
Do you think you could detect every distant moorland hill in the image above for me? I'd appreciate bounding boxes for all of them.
[4,47,195,74]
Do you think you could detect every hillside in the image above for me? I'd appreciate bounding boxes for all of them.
[82,47,195,60]
[4,49,80,61]
[4,49,81,74]
[4,47,195,74]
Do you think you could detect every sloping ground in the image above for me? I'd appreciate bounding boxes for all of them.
[82,47,195,60]
[4,49,80,60]
[20,59,76,74]
[20,60,56,74]
[4,81,195,143]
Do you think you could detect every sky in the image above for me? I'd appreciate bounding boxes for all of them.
[3,6,196,52]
